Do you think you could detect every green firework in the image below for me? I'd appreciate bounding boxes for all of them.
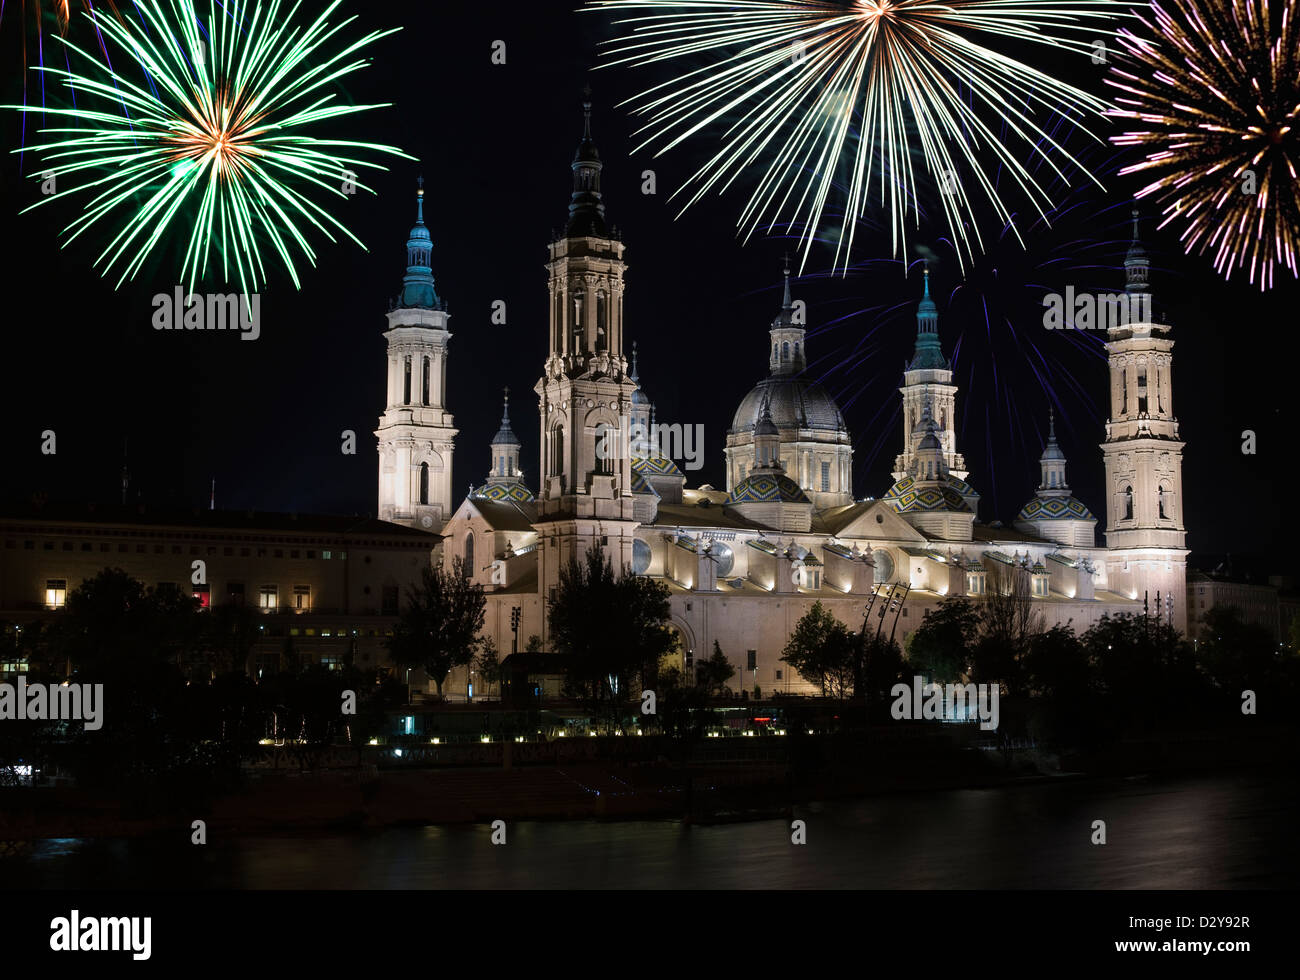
[8,0,412,292]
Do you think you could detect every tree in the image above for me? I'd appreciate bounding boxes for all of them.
[971,567,1042,695]
[387,556,486,697]
[1195,604,1281,696]
[697,640,736,695]
[904,597,979,683]
[524,634,543,653]
[781,601,855,699]
[549,545,676,729]
[475,635,502,698]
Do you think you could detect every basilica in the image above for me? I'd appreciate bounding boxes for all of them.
[374,100,1189,696]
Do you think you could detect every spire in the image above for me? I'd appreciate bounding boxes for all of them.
[491,386,519,447]
[908,262,946,371]
[752,390,782,471]
[630,340,640,384]
[566,87,607,237]
[1125,206,1150,294]
[769,254,806,375]
[399,177,440,309]
[1038,407,1068,493]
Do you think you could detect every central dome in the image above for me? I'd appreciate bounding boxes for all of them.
[731,376,846,433]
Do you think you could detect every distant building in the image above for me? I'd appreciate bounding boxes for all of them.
[0,504,436,677]
[1186,569,1285,643]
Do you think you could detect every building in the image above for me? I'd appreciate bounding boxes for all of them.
[433,98,1192,698]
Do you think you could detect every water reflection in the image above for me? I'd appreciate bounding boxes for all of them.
[8,773,1296,889]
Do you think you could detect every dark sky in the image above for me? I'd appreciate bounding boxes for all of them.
[0,1,1293,560]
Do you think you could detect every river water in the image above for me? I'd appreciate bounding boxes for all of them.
[7,772,1296,888]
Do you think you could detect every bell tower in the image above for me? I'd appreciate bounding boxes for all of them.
[894,265,967,481]
[534,94,641,634]
[1100,210,1188,630]
[375,179,457,531]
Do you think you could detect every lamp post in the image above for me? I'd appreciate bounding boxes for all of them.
[511,606,521,655]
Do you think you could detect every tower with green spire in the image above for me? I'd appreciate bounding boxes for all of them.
[892,264,967,482]
[375,178,458,532]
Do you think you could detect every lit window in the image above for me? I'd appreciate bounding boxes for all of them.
[45,579,67,609]
[260,585,278,612]
[293,585,311,612]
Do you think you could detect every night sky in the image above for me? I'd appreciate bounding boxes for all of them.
[0,2,1294,562]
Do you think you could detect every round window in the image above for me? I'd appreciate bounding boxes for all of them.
[709,542,734,577]
[871,549,894,583]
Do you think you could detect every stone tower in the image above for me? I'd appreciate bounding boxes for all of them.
[534,95,641,635]
[375,179,457,531]
[1100,210,1188,630]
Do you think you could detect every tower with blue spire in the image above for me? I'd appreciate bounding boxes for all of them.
[399,176,442,310]
[893,263,967,481]
[375,178,458,532]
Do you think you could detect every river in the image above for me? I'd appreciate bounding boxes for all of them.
[6,772,1295,888]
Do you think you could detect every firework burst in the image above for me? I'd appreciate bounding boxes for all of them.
[8,0,411,292]
[1106,0,1300,290]
[583,0,1128,273]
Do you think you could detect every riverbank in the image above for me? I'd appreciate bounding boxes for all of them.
[3,725,1294,841]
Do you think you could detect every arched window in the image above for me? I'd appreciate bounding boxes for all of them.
[403,357,412,404]
[772,343,778,360]
[1158,485,1168,519]
[793,341,800,359]
[1122,485,1133,520]
[419,462,429,505]
[550,426,565,477]
[464,532,475,573]
[1120,367,1127,414]
[422,356,431,405]
[595,423,615,475]
[596,291,607,351]
[782,341,790,361]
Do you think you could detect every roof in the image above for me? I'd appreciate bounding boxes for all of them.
[471,480,535,503]
[468,498,537,533]
[882,476,971,514]
[1017,496,1095,522]
[730,473,810,505]
[731,375,847,434]
[0,502,440,541]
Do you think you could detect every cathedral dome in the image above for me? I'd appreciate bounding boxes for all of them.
[729,472,809,504]
[731,376,846,435]
[472,481,535,503]
[882,475,972,513]
[1016,496,1093,522]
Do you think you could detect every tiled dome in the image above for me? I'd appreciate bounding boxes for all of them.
[882,475,971,513]
[729,473,810,504]
[1017,496,1094,521]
